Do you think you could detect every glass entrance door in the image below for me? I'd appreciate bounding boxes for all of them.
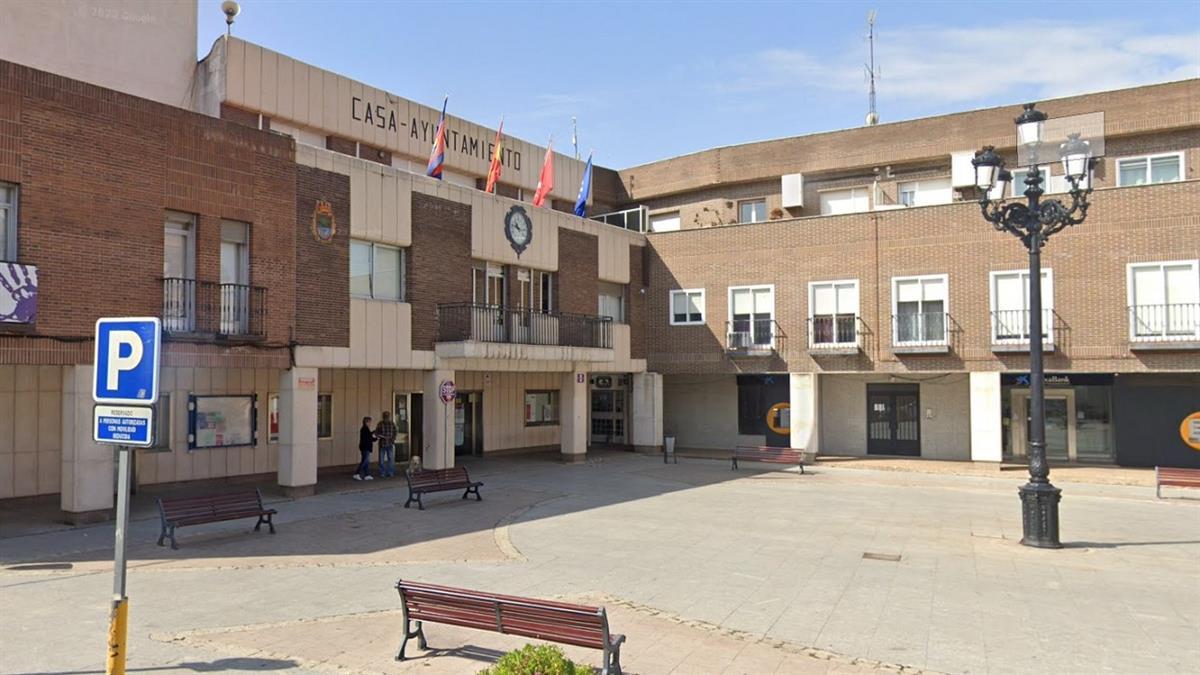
[1011,389,1076,462]
[392,393,412,463]
[590,388,626,444]
[454,392,482,456]
[866,384,921,456]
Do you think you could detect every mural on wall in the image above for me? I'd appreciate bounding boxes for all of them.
[0,263,37,324]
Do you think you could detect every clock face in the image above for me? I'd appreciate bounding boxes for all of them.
[504,206,533,255]
[509,213,530,243]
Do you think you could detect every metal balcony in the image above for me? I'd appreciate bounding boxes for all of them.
[809,314,863,354]
[990,309,1054,352]
[892,312,949,354]
[162,278,267,339]
[436,303,612,349]
[1128,303,1200,350]
[725,318,784,356]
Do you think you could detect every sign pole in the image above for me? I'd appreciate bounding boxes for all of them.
[106,444,132,675]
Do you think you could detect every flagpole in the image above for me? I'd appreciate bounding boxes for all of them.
[572,117,579,160]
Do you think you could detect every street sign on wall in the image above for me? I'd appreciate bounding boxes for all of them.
[93,317,161,405]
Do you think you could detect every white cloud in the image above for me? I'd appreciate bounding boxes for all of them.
[718,20,1200,105]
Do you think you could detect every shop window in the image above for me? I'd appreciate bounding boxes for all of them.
[670,289,704,325]
[317,394,333,439]
[150,393,171,451]
[524,390,559,426]
[350,239,406,301]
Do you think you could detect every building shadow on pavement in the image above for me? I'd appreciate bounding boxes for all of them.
[1,449,798,566]
[15,657,299,674]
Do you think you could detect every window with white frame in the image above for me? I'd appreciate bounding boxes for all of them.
[1127,260,1199,339]
[598,282,626,323]
[350,240,406,301]
[809,280,859,346]
[819,187,870,215]
[896,178,952,207]
[0,182,17,261]
[670,289,705,325]
[1116,153,1183,187]
[649,211,681,232]
[990,270,1053,343]
[738,199,767,223]
[893,275,948,344]
[163,211,196,332]
[728,285,774,347]
[317,394,333,439]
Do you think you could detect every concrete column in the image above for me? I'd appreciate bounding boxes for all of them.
[969,371,1003,462]
[422,369,455,470]
[60,365,113,523]
[631,372,663,452]
[789,372,821,454]
[560,370,587,462]
[278,367,318,497]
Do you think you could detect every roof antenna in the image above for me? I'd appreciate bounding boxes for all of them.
[865,9,880,126]
[222,1,241,37]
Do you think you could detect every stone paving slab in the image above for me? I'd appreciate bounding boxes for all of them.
[156,596,931,675]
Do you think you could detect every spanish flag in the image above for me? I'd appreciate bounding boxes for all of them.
[485,118,504,194]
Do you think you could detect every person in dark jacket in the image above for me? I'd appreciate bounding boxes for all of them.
[354,416,374,481]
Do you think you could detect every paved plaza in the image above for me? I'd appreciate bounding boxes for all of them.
[1,452,1198,675]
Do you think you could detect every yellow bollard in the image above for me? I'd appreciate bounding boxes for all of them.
[106,596,128,675]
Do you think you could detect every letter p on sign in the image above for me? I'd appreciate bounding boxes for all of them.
[93,318,161,405]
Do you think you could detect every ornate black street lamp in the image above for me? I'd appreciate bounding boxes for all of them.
[972,103,1094,549]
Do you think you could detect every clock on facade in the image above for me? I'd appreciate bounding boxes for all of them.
[504,205,533,256]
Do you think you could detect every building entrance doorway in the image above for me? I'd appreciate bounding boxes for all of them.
[392,392,423,463]
[1010,389,1077,462]
[866,384,920,456]
[454,392,483,456]
[590,387,627,445]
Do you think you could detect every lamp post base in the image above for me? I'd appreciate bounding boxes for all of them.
[1019,482,1063,548]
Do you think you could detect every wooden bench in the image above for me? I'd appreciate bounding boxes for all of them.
[156,489,276,550]
[1155,466,1200,499]
[732,446,807,474]
[395,580,624,675]
[404,466,483,510]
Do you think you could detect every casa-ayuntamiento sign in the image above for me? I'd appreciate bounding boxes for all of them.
[351,96,522,171]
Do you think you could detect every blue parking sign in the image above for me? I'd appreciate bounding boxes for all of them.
[93,317,161,405]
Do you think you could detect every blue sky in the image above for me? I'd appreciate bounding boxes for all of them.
[199,0,1200,169]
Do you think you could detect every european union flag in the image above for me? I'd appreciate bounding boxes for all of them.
[573,153,593,217]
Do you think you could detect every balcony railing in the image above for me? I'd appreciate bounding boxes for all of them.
[162,278,266,338]
[1129,303,1200,345]
[725,318,784,353]
[991,309,1053,348]
[437,303,612,349]
[809,314,862,351]
[892,312,949,350]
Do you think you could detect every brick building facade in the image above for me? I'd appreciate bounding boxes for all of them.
[0,9,1196,523]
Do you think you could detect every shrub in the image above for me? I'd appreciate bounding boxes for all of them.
[478,643,593,675]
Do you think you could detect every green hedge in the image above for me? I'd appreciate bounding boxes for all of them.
[478,643,594,674]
